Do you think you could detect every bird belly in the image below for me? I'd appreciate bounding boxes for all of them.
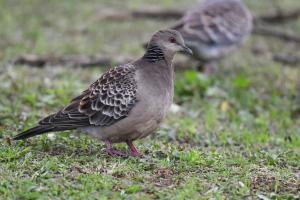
[81,98,167,143]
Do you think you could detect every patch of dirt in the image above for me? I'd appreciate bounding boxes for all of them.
[46,144,100,157]
[148,168,176,187]
[250,168,300,195]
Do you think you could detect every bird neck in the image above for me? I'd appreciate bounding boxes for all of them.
[143,45,166,63]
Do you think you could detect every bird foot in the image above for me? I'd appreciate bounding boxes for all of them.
[126,140,140,158]
[129,148,140,157]
[131,151,140,158]
[106,148,128,157]
[105,139,128,157]
[105,140,140,158]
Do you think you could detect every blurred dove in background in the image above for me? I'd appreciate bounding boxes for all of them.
[172,0,252,73]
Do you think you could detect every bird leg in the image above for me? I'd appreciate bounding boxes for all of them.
[105,140,128,157]
[126,140,140,157]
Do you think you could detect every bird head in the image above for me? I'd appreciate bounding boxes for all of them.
[147,29,193,55]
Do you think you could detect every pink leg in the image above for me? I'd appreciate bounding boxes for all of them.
[105,140,128,157]
[126,140,140,157]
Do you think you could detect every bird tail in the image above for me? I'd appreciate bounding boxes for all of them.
[13,126,56,140]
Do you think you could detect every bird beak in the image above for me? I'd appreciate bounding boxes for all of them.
[181,44,193,55]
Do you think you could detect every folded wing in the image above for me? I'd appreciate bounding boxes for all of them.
[13,64,138,140]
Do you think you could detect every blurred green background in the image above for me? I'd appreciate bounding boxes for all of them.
[0,0,299,199]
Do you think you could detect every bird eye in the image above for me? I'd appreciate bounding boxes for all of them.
[169,37,176,43]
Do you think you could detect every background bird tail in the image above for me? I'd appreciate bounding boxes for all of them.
[13,126,55,140]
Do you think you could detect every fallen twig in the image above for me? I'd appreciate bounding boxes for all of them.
[14,54,195,70]
[131,9,183,19]
[255,8,300,24]
[97,7,300,24]
[96,8,183,21]
[14,54,132,68]
[253,26,300,44]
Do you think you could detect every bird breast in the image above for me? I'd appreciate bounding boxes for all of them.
[136,66,174,119]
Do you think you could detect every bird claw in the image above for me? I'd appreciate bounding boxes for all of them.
[106,148,128,157]
[130,150,140,158]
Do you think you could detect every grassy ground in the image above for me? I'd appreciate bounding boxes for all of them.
[0,0,300,199]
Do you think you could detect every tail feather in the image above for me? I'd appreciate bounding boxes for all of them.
[13,126,56,140]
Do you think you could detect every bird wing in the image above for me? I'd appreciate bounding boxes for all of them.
[173,0,252,46]
[39,63,138,128]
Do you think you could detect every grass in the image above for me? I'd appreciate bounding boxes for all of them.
[0,0,300,199]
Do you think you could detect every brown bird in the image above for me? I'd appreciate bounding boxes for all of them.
[13,29,192,157]
[172,0,252,73]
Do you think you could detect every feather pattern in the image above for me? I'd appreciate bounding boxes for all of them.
[143,45,165,62]
[42,63,137,127]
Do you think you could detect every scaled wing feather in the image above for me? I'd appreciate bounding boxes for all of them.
[38,64,138,128]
